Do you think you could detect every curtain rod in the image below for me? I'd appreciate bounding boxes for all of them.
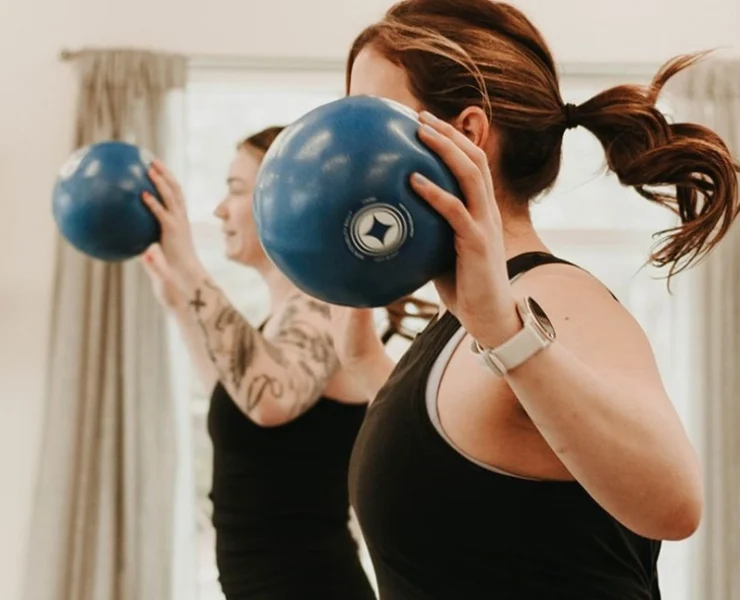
[60,47,345,72]
[59,48,663,79]
[188,53,664,79]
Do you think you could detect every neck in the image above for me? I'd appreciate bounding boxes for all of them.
[499,207,550,260]
[253,259,299,312]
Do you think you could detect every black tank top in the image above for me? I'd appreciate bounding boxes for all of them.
[208,378,376,599]
[348,252,662,600]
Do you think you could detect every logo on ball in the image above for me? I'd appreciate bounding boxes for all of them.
[348,203,408,258]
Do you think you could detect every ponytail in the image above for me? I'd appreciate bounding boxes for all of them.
[345,0,739,278]
[572,52,740,277]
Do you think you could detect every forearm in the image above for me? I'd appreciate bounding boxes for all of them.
[171,304,219,393]
[505,341,700,539]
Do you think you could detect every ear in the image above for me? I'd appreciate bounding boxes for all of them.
[452,106,490,149]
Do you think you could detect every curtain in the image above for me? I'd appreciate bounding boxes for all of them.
[668,58,740,600]
[23,49,188,600]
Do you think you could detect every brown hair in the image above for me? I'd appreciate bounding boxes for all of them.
[238,125,286,155]
[382,294,439,343]
[347,0,740,277]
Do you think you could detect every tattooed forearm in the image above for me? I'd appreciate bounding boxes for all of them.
[231,323,256,388]
[190,280,258,391]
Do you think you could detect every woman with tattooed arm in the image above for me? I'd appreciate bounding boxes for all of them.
[140,127,434,600]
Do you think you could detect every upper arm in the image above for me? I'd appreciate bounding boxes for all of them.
[255,294,340,419]
[507,267,701,538]
[264,294,338,368]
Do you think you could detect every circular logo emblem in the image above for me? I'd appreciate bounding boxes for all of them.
[349,203,408,257]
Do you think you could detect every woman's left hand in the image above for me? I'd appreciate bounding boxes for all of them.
[141,160,201,281]
[410,111,520,348]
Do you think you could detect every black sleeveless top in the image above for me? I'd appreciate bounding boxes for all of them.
[348,252,662,600]
[208,377,376,598]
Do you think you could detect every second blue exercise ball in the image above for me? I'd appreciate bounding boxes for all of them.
[52,141,162,261]
[253,95,461,308]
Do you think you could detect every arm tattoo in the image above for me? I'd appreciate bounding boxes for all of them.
[271,297,338,416]
[304,298,331,319]
[188,282,337,420]
[246,375,284,412]
[191,280,258,391]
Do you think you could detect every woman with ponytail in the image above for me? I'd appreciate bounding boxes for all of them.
[332,1,740,598]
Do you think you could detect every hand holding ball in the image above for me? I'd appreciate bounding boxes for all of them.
[52,141,163,261]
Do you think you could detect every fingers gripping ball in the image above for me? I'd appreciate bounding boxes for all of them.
[253,96,462,308]
[52,141,163,261]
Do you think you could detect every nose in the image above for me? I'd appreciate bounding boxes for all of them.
[213,198,229,220]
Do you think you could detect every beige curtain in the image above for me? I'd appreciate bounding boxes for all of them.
[23,50,187,600]
[668,59,740,600]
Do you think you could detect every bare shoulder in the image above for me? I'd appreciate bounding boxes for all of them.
[513,263,624,327]
[512,263,665,392]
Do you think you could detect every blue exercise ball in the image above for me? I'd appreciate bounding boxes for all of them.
[253,95,461,308]
[52,141,162,261]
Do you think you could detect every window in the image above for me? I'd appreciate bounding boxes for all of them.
[177,64,692,600]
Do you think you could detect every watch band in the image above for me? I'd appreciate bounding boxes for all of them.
[470,297,555,377]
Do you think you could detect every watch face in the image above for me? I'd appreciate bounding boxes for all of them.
[527,298,556,339]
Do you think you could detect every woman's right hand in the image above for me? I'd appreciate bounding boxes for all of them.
[141,159,203,286]
[140,243,186,312]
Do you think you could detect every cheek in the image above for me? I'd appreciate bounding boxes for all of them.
[231,195,256,233]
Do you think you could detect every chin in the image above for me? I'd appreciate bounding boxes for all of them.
[241,244,268,267]
[223,240,241,262]
[227,249,258,267]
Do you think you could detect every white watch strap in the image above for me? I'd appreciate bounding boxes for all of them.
[472,308,552,376]
[482,324,550,375]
